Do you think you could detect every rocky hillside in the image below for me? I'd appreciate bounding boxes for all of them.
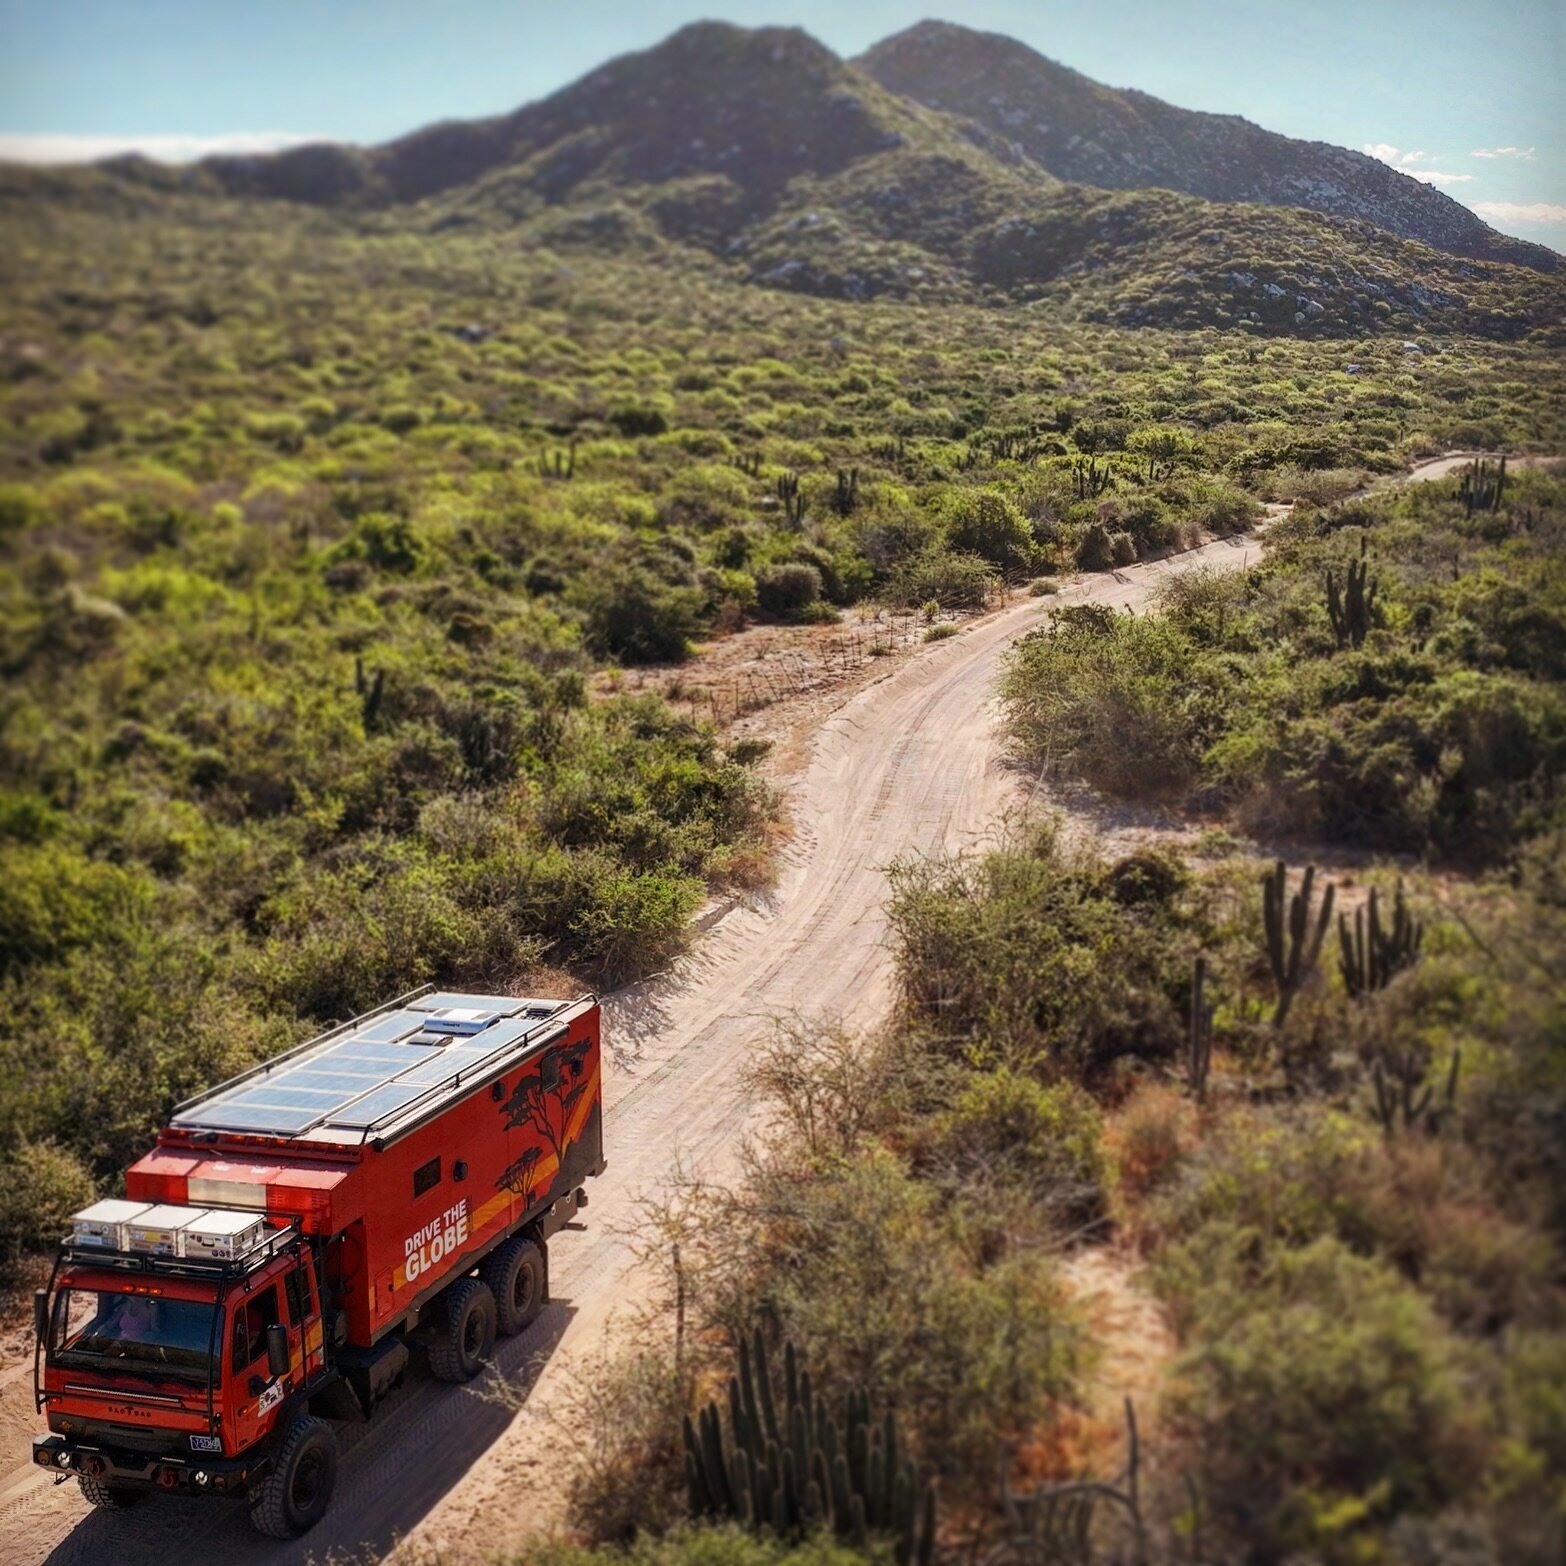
[859,20,1558,274]
[4,20,1561,339]
[197,23,1049,226]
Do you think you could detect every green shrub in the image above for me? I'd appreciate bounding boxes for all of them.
[754,562,823,619]
[522,1527,892,1566]
[887,827,1184,1079]
[928,1068,1106,1231]
[1162,1235,1485,1554]
[703,1149,1080,1485]
[941,487,1039,576]
[0,1140,96,1269]
[887,549,996,610]
[580,570,704,663]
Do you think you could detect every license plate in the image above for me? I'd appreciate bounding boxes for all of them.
[189,1435,222,1453]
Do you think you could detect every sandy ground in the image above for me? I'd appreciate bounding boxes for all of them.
[1,449,1536,1565]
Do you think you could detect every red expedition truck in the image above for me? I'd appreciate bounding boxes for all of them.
[31,987,605,1537]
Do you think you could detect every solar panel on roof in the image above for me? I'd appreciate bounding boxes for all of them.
[352,1011,429,1044]
[326,1083,430,1130]
[413,992,532,1016]
[190,1104,321,1134]
[172,991,575,1139]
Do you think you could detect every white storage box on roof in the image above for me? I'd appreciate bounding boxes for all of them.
[181,1208,268,1261]
[125,1204,206,1257]
[70,1199,151,1250]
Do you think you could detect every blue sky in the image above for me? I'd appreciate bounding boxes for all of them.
[1,1,1560,247]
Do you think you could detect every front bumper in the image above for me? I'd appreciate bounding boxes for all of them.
[32,1433,257,1496]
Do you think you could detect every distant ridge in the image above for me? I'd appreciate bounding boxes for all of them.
[3,19,1561,337]
[858,19,1557,274]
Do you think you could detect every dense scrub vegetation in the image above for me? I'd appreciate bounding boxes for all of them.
[2,190,1557,1240]
[1003,464,1566,863]
[562,824,1563,1564]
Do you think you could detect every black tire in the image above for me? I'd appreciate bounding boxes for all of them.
[77,1473,147,1511]
[481,1236,546,1336]
[427,1277,496,1383]
[247,1415,338,1539]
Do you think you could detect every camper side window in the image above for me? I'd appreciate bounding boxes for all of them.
[413,1156,441,1198]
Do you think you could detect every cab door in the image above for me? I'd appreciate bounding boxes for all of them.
[225,1278,287,1453]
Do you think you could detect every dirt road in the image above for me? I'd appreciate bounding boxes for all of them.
[0,521,1347,1565]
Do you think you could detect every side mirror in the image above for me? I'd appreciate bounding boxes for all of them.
[265,1322,290,1379]
[33,1289,48,1343]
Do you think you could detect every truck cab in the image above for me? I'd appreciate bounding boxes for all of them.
[34,1215,334,1529]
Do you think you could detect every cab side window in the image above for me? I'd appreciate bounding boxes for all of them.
[231,1283,281,1372]
[283,1264,313,1327]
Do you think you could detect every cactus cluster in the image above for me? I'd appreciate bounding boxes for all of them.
[683,1329,936,1566]
[1371,1045,1460,1136]
[1072,457,1113,500]
[733,450,764,478]
[1338,882,1423,999]
[1457,456,1507,514]
[1325,536,1378,649]
[985,1397,1147,1566]
[1262,860,1334,1028]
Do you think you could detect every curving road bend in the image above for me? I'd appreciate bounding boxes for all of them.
[0,530,1265,1565]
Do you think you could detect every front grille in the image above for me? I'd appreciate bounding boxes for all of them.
[77,1420,187,1456]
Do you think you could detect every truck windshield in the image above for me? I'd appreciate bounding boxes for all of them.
[49,1287,217,1384]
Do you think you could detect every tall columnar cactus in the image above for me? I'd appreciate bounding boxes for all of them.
[1187,955,1215,1105]
[834,467,860,517]
[1456,456,1506,515]
[776,471,806,528]
[1262,860,1335,1029]
[683,1329,935,1566]
[354,656,386,732]
[1338,882,1424,999]
[539,439,577,481]
[1325,536,1378,649]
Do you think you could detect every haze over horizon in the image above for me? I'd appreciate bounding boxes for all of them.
[0,0,1561,250]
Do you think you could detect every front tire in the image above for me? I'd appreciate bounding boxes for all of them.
[78,1473,147,1511]
[427,1277,496,1382]
[248,1415,338,1539]
[481,1236,546,1336]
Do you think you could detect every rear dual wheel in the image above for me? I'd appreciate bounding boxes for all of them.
[481,1236,546,1337]
[427,1276,497,1382]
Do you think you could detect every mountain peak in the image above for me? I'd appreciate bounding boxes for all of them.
[860,18,1556,272]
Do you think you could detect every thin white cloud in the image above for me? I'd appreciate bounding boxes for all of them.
[1472,146,1536,160]
[0,131,329,165]
[1473,201,1566,224]
[1363,143,1427,166]
[1361,144,1473,189]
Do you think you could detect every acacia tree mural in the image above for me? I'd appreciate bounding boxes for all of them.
[496,1144,542,1205]
[494,1038,594,1205]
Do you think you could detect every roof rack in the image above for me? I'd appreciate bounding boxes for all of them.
[59,1223,300,1281]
